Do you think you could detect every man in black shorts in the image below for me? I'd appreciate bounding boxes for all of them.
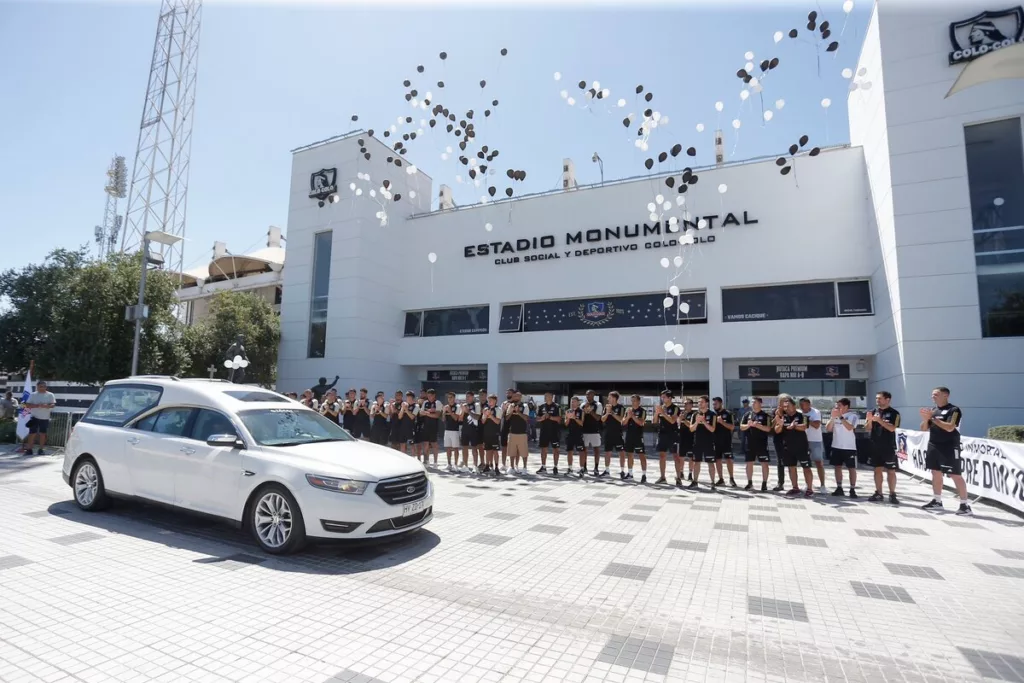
[623,394,647,482]
[653,390,679,485]
[712,397,737,488]
[389,390,404,449]
[481,395,502,475]
[564,396,585,475]
[601,391,626,478]
[921,387,971,515]
[826,398,860,497]
[866,390,900,504]
[419,389,441,467]
[536,391,562,475]
[461,391,481,473]
[774,397,814,497]
[677,398,695,485]
[499,388,514,471]
[688,395,717,491]
[740,397,772,491]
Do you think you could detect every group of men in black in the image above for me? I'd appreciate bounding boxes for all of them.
[294,377,972,514]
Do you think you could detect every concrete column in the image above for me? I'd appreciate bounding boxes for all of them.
[708,356,724,401]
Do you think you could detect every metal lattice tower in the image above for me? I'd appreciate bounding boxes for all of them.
[119,0,202,276]
[95,155,127,260]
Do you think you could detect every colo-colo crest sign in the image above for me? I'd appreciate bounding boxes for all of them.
[948,6,1024,65]
[463,211,758,266]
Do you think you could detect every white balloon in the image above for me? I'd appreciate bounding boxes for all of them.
[669,285,680,296]
[662,201,672,211]
[355,188,362,196]
[673,344,684,357]
[455,174,462,183]
[668,216,678,226]
[601,88,610,99]
[745,61,754,72]
[697,219,708,229]
[567,97,576,106]
[369,189,376,198]
[821,98,832,108]
[375,211,383,219]
[233,355,243,364]
[858,67,868,77]
[732,119,742,129]
[679,302,690,315]
[673,255,683,267]
[676,196,686,206]
[843,0,854,12]
[663,297,674,309]
[647,202,656,212]
[664,341,674,352]
[696,123,705,132]
[660,257,670,268]
[753,83,763,93]
[560,90,568,99]
[408,165,417,174]
[440,153,449,161]
[652,111,662,122]
[776,99,785,109]
[409,190,416,199]
[774,31,783,43]
[649,212,659,221]
[484,223,494,232]
[861,81,873,90]
[718,183,728,194]
[238,359,249,368]
[357,172,365,180]
[584,91,594,101]
[842,67,853,79]
[661,115,670,125]
[744,51,754,60]
[446,146,453,154]
[640,141,649,152]
[740,90,750,101]
[617,98,626,107]
[223,359,232,368]
[349,182,356,191]
[655,194,664,204]
[427,252,437,263]
[715,101,724,112]
[554,71,562,81]
[749,77,759,87]
[764,110,774,122]
[682,234,696,245]
[994,197,1006,206]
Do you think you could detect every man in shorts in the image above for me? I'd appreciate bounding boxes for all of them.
[740,397,772,491]
[799,398,827,494]
[564,397,585,475]
[921,387,971,515]
[601,391,626,478]
[653,390,679,485]
[623,394,647,483]
[441,392,462,472]
[505,391,530,472]
[419,389,441,467]
[677,398,695,485]
[460,391,481,472]
[826,398,860,497]
[581,390,603,476]
[688,395,717,491]
[481,395,503,475]
[866,391,901,505]
[712,397,737,488]
[23,381,56,456]
[536,391,562,475]
[775,397,814,497]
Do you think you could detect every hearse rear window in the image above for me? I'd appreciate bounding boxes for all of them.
[81,384,163,427]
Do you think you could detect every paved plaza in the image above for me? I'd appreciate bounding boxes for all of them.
[2,450,1024,683]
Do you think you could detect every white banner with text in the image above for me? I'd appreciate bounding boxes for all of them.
[896,429,1024,514]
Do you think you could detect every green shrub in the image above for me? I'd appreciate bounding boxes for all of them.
[0,419,16,444]
[987,426,1024,444]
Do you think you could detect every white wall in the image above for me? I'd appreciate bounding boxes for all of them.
[853,0,1024,434]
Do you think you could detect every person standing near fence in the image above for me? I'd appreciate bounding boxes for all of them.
[921,387,972,516]
[1,391,18,420]
[22,381,56,456]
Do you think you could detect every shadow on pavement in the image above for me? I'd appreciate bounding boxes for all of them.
[44,499,441,575]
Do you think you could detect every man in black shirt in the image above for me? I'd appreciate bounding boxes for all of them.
[481,395,502,475]
[771,397,789,492]
[921,386,971,515]
[602,391,626,478]
[420,389,441,468]
[688,395,717,490]
[653,390,679,485]
[564,396,585,474]
[536,391,562,475]
[342,388,357,435]
[740,397,772,491]
[866,390,901,504]
[774,397,814,498]
[461,391,481,473]
[499,388,514,470]
[677,399,695,486]
[389,390,404,449]
[623,395,647,483]
[712,397,737,488]
[355,388,372,441]
[506,390,530,473]
[582,390,603,476]
[442,392,462,472]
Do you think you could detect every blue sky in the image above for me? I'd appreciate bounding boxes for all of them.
[0,1,871,274]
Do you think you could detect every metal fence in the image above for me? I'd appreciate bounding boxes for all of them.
[42,410,87,449]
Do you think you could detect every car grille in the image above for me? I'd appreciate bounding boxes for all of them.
[366,507,432,534]
[374,472,429,505]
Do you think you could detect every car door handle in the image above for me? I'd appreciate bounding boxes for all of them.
[126,436,140,445]
[180,446,196,455]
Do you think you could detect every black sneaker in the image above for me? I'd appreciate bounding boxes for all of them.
[675,476,682,487]
[620,471,626,480]
[761,482,768,492]
[36,449,46,456]
[537,467,548,475]
[687,481,698,490]
[730,479,738,488]
[849,488,858,499]
[640,474,647,484]
[956,503,973,516]
[715,479,725,487]
[602,469,610,477]
[687,473,693,481]
[655,477,667,485]
[772,484,785,492]
[922,499,943,511]
[625,472,634,481]
[889,493,899,506]
[744,482,753,491]
[831,487,845,497]
[552,467,559,476]
[868,492,883,502]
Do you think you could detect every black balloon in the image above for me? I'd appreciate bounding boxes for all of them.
[678,184,688,194]
[645,158,654,170]
[776,157,786,166]
[387,156,393,163]
[658,152,668,163]
[671,143,682,157]
[395,158,402,166]
[491,150,499,159]
[480,165,487,173]
[760,59,770,71]
[645,92,653,102]
[636,85,643,94]
[687,147,696,156]
[406,116,413,123]
[399,148,407,155]
[622,117,631,128]
[507,169,514,179]
[826,41,839,52]
[455,129,462,136]
[807,21,816,31]
[384,131,390,138]
[744,75,753,84]
[688,174,699,185]
[438,81,445,88]
[789,144,798,155]
[469,169,477,179]
[478,151,485,159]
[394,193,401,201]
[769,57,779,69]
[440,51,447,60]
[644,108,653,117]
[417,65,424,73]
[781,166,791,175]
[410,89,418,97]
[808,10,817,20]
[479,80,486,88]
[359,147,366,154]
[578,80,586,89]
[809,147,821,156]
[446,124,453,132]
[789,28,798,38]
[500,48,507,56]
[404,80,411,87]
[488,186,496,196]
[822,28,831,39]
[485,110,491,117]
[403,133,410,141]
[505,188,513,197]
[821,20,830,31]
[460,141,467,150]
[358,138,364,146]
[665,176,675,188]
[363,152,370,160]
[737,69,748,79]
[367,129,374,137]
[492,99,499,106]
[351,115,358,121]
[383,180,391,189]
[410,132,417,140]
[520,171,526,181]
[799,134,809,146]
[429,120,436,128]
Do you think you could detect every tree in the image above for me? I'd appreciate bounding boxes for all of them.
[0,248,186,383]
[182,291,280,387]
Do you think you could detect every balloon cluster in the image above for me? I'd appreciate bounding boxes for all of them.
[775,134,820,176]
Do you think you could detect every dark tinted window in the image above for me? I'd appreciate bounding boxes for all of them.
[676,291,707,322]
[133,412,159,431]
[223,391,289,403]
[404,311,422,337]
[965,118,1024,233]
[82,384,163,427]
[722,282,837,322]
[499,304,523,333]
[191,409,238,441]
[151,408,195,437]
[422,306,489,337]
[979,271,1024,337]
[308,231,332,358]
[837,280,873,316]
[522,293,706,332]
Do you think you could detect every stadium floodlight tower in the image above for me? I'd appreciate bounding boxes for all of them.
[94,155,127,260]
[119,0,202,279]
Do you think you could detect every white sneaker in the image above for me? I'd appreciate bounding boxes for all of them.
[818,486,828,495]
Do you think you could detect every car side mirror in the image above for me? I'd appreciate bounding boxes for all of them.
[207,434,242,448]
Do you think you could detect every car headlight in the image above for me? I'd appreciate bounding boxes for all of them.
[305,474,369,495]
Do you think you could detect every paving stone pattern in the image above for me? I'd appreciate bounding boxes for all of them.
[1,452,1023,683]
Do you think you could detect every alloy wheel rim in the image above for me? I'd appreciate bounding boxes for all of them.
[75,463,98,507]
[254,492,292,548]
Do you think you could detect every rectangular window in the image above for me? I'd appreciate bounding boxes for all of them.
[499,304,523,333]
[521,292,706,332]
[978,271,1024,338]
[81,384,163,427]
[404,311,423,337]
[722,282,837,322]
[837,280,873,316]
[422,306,490,337]
[308,231,332,358]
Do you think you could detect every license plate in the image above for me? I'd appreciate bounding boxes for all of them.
[402,499,427,517]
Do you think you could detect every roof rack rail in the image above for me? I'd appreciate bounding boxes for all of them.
[180,378,232,383]
[130,375,180,381]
